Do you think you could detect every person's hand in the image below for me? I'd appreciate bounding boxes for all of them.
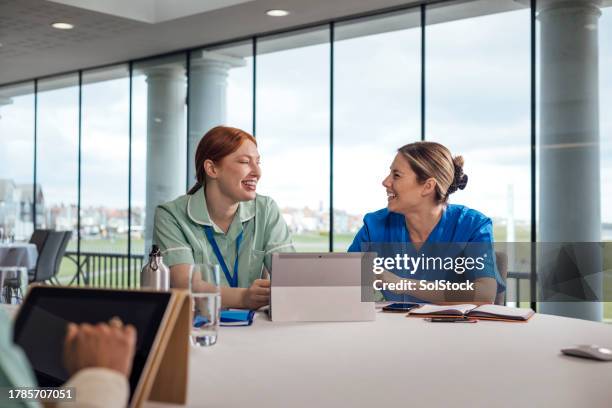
[241,279,270,310]
[63,317,137,378]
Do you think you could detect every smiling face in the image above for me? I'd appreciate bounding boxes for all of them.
[382,153,437,213]
[205,140,261,202]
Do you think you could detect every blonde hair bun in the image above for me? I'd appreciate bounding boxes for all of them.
[397,141,467,202]
[450,155,468,193]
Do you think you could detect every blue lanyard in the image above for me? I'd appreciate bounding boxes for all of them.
[204,225,243,288]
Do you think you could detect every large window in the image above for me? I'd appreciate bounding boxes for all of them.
[188,41,254,188]
[2,0,612,318]
[81,66,130,286]
[81,66,130,254]
[334,10,421,251]
[600,6,612,319]
[207,41,253,134]
[35,75,79,284]
[131,67,148,262]
[36,75,79,243]
[256,28,330,252]
[426,2,531,306]
[0,82,34,241]
[426,2,531,242]
[601,7,612,239]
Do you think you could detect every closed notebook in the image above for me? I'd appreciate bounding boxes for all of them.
[193,310,255,327]
[220,309,255,326]
[408,304,534,322]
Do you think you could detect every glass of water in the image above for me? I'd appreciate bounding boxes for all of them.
[189,263,221,346]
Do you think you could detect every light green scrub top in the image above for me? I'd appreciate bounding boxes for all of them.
[153,187,295,288]
[0,308,40,408]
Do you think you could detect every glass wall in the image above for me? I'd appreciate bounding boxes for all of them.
[334,10,421,251]
[81,66,130,286]
[35,75,79,283]
[256,27,330,252]
[208,41,253,134]
[601,7,612,241]
[36,75,79,242]
[426,1,531,306]
[0,82,34,241]
[2,0,611,315]
[81,66,130,255]
[131,66,148,262]
[600,6,612,319]
[426,1,531,243]
[188,40,254,189]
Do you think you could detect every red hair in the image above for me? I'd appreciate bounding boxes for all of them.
[187,126,257,194]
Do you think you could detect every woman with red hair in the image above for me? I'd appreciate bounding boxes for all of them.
[153,126,294,310]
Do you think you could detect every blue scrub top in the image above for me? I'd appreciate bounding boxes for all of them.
[348,204,505,302]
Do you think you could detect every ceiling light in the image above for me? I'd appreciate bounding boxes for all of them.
[51,22,74,30]
[266,9,289,17]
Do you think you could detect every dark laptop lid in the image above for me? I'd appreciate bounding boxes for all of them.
[13,286,171,404]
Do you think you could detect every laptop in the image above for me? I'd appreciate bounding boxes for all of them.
[12,286,190,407]
[270,252,375,322]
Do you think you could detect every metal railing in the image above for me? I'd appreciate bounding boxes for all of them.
[58,251,533,305]
[62,251,144,289]
[507,271,531,305]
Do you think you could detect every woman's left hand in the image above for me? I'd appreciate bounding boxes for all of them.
[241,279,271,310]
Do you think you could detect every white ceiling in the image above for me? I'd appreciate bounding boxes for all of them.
[2,0,610,86]
[47,0,256,23]
[0,0,424,85]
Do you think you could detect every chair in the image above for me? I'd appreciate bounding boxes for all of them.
[1,247,29,304]
[2,231,70,303]
[29,229,51,256]
[49,231,72,285]
[30,231,68,283]
[495,251,509,305]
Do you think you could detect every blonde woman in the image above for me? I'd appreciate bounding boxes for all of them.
[349,141,504,304]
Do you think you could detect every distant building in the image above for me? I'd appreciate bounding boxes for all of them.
[0,179,44,240]
[603,223,612,241]
[280,206,362,234]
[19,183,44,228]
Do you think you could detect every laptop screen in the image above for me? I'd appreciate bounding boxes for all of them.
[13,286,171,403]
[271,252,368,286]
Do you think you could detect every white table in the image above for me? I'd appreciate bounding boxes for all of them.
[146,309,612,408]
[0,243,38,269]
[0,243,37,302]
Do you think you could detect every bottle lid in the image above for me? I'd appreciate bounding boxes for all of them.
[150,245,161,256]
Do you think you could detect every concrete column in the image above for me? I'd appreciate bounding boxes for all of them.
[144,65,187,252]
[0,97,13,119]
[0,96,12,106]
[188,51,245,185]
[537,0,602,320]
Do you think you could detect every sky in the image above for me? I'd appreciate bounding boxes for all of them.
[0,5,611,233]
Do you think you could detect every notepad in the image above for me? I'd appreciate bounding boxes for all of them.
[408,304,534,322]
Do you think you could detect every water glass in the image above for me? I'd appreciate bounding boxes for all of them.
[189,264,221,346]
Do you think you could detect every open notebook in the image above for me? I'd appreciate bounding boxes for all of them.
[408,304,535,322]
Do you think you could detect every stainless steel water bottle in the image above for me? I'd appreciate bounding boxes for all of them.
[141,245,170,291]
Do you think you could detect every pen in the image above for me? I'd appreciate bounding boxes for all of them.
[425,317,477,323]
